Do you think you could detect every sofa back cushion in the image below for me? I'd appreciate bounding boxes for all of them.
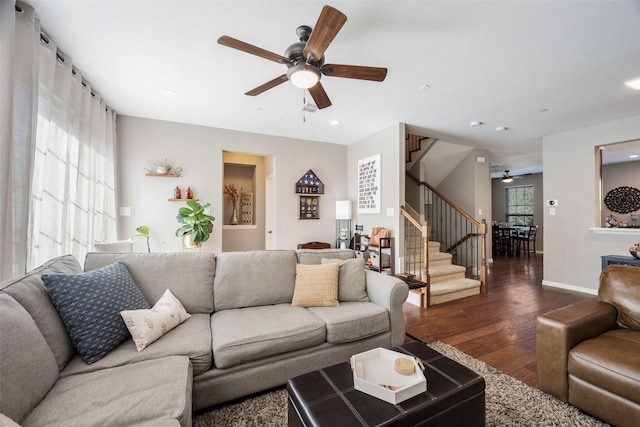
[599,265,640,330]
[296,249,355,265]
[0,254,82,370]
[84,252,215,314]
[0,294,59,423]
[214,250,297,310]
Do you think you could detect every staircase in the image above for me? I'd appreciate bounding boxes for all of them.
[397,132,487,307]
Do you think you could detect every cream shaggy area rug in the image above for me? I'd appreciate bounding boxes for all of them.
[193,342,610,427]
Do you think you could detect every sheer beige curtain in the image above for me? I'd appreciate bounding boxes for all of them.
[1,1,117,279]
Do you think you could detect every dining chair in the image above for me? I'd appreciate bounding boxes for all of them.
[516,225,538,257]
[492,225,511,256]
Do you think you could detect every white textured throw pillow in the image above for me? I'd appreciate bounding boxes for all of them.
[121,289,191,351]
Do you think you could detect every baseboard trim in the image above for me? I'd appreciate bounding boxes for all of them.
[541,280,597,296]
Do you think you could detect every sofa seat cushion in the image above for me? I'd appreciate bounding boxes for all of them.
[22,356,192,427]
[308,302,389,343]
[211,304,326,369]
[568,328,640,403]
[60,313,212,376]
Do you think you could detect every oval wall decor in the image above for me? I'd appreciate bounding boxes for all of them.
[604,186,640,214]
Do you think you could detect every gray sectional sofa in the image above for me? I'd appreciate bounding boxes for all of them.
[0,249,409,426]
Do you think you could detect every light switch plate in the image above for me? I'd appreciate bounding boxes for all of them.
[119,207,131,216]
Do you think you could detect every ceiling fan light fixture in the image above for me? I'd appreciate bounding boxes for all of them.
[502,177,514,183]
[288,64,320,89]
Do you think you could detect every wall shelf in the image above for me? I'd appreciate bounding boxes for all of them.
[168,198,199,202]
[146,172,178,177]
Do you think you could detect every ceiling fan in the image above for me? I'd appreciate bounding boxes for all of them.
[501,170,517,183]
[217,5,387,109]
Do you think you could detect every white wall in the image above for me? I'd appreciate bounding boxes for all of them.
[116,116,348,253]
[542,114,640,293]
[347,122,404,268]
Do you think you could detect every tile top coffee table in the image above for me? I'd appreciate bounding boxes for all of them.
[287,341,485,426]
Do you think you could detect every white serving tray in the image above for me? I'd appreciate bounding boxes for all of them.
[350,347,426,404]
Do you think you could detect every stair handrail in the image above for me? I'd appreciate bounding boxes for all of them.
[406,172,487,296]
[400,205,431,306]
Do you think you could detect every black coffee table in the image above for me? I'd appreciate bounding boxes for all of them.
[287,341,485,426]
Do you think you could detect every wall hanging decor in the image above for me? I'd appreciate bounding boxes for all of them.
[604,186,640,214]
[295,170,324,194]
[358,153,381,213]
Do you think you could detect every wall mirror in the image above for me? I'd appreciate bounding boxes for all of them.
[597,138,640,228]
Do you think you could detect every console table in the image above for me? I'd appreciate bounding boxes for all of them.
[601,255,640,270]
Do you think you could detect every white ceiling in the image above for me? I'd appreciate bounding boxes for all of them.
[22,0,640,176]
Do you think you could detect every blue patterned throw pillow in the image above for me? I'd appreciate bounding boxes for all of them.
[42,261,150,364]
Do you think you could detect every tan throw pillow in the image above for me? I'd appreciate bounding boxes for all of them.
[120,289,191,351]
[292,263,340,307]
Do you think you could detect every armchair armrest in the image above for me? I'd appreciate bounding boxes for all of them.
[365,270,409,347]
[536,297,618,401]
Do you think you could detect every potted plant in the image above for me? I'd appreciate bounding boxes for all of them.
[129,225,166,252]
[175,200,216,248]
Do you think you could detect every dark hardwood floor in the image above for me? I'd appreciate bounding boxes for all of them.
[402,255,595,388]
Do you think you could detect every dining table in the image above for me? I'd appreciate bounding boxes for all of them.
[494,225,529,256]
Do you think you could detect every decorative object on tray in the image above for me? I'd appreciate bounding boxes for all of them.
[143,159,182,176]
[129,225,166,253]
[630,243,640,259]
[295,170,324,194]
[175,200,215,248]
[350,347,426,404]
[604,186,640,214]
[224,184,240,225]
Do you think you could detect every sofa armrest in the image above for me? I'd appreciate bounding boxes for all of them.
[365,271,409,347]
[536,297,618,401]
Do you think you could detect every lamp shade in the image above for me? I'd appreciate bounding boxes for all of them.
[336,200,351,219]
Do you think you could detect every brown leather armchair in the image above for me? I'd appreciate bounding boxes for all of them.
[536,265,640,427]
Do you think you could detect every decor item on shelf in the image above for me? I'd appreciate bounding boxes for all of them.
[336,200,352,249]
[224,184,240,225]
[604,186,640,214]
[143,159,182,176]
[173,186,182,199]
[129,225,166,253]
[240,192,254,225]
[175,200,215,248]
[630,243,640,259]
[186,187,194,199]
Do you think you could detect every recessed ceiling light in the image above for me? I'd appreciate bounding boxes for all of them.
[624,77,640,90]
[256,107,263,112]
[539,108,549,113]
[630,154,639,159]
[330,120,340,126]
[417,84,431,92]
[495,126,508,132]
[160,89,179,97]
[470,121,483,127]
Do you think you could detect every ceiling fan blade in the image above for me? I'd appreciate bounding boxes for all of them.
[245,74,288,96]
[303,6,347,62]
[308,82,332,109]
[218,35,291,65]
[322,64,387,82]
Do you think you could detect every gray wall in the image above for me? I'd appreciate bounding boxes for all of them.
[116,115,348,253]
[542,114,640,293]
[348,122,404,268]
[491,172,544,254]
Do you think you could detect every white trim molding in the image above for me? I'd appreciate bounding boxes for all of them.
[589,227,640,236]
[541,280,598,296]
